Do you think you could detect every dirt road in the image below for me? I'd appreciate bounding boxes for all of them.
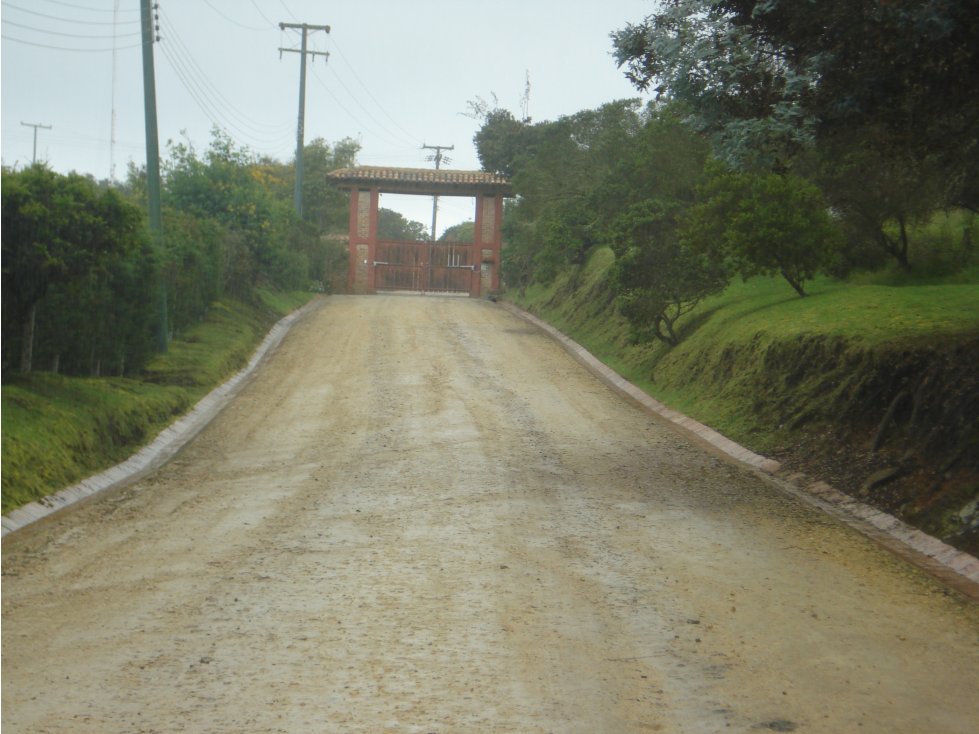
[3,295,978,733]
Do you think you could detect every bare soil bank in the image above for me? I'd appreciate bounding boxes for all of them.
[3,296,978,733]
[754,334,979,554]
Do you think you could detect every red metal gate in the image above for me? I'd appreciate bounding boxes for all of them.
[373,240,475,293]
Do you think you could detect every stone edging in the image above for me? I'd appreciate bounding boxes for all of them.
[1,298,324,538]
[502,302,979,596]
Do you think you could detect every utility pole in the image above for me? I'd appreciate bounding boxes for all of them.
[20,122,52,163]
[422,143,453,240]
[140,0,167,352]
[279,22,330,217]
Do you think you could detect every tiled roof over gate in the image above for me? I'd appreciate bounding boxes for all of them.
[327,166,512,195]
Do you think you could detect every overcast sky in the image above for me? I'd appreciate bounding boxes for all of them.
[2,0,652,232]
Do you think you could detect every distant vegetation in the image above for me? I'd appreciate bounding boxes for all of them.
[377,207,430,241]
[2,131,358,379]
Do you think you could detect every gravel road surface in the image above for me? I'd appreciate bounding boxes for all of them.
[3,295,978,733]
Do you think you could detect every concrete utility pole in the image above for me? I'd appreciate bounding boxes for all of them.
[279,22,330,217]
[422,143,453,240]
[20,122,52,163]
[140,0,167,352]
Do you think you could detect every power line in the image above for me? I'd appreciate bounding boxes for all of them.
[277,1,299,23]
[1,2,139,26]
[308,66,418,151]
[41,0,138,12]
[2,18,140,39]
[328,37,423,145]
[249,0,276,27]
[157,12,290,139]
[311,63,418,149]
[201,0,267,32]
[1,33,144,52]
[156,39,292,151]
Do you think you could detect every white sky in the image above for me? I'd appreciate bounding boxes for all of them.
[1,0,651,233]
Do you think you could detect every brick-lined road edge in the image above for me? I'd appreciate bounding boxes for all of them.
[501,301,979,598]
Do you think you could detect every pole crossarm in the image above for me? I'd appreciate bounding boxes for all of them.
[279,48,329,60]
[279,23,331,31]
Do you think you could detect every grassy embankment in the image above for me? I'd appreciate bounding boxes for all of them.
[1,290,314,515]
[507,247,979,553]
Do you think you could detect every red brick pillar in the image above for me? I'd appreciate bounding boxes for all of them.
[473,193,504,296]
[346,187,380,294]
[490,195,503,291]
[366,187,379,292]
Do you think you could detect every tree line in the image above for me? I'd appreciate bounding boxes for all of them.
[474,0,976,345]
[2,131,359,378]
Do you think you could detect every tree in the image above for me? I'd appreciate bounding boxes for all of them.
[162,129,301,294]
[440,221,474,243]
[300,137,360,231]
[612,199,727,345]
[808,131,945,272]
[718,0,979,209]
[476,100,646,284]
[600,104,722,345]
[377,208,429,241]
[2,165,145,373]
[472,108,536,177]
[612,0,979,209]
[683,166,840,296]
[611,1,816,170]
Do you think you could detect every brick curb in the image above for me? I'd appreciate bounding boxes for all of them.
[1,298,324,538]
[502,302,979,597]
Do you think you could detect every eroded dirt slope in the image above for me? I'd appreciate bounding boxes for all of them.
[3,295,978,733]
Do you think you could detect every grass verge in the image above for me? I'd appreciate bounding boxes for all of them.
[1,291,314,515]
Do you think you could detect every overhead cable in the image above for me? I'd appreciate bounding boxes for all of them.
[158,11,290,137]
[1,33,144,52]
[3,18,140,39]
[1,2,140,26]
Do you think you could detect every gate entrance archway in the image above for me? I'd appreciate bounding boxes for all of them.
[328,166,513,297]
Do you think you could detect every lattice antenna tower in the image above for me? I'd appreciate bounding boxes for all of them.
[520,70,531,123]
[110,0,121,180]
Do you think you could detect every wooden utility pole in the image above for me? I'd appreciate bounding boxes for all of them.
[20,122,52,164]
[140,0,167,352]
[422,143,453,240]
[279,23,330,216]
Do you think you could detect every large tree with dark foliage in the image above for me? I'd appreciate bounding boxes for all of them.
[2,165,148,373]
[612,0,979,211]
